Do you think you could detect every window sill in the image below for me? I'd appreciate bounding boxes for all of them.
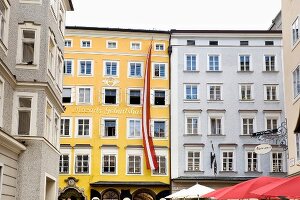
[77,102,93,105]
[103,104,119,106]
[60,135,72,138]
[184,134,202,136]
[153,137,168,140]
[74,173,91,175]
[239,134,252,137]
[151,173,168,177]
[219,171,238,173]
[128,76,143,79]
[262,70,279,73]
[102,136,118,139]
[183,99,200,103]
[245,171,263,173]
[127,104,142,107]
[206,70,223,73]
[183,70,200,73]
[16,63,38,70]
[78,74,93,77]
[152,77,168,80]
[207,134,225,136]
[184,170,204,173]
[80,47,92,49]
[207,100,223,103]
[239,99,255,103]
[127,137,143,139]
[152,105,168,107]
[269,171,287,174]
[237,70,254,73]
[264,100,280,103]
[127,173,142,176]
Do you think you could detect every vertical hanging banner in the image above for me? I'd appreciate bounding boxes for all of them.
[142,40,158,170]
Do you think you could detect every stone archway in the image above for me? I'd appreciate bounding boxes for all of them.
[58,188,85,200]
[132,189,155,200]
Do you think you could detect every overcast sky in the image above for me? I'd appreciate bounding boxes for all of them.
[66,0,281,30]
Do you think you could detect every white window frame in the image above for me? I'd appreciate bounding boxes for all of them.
[184,54,198,71]
[101,118,118,138]
[151,89,170,106]
[244,148,261,172]
[44,173,57,200]
[238,54,251,72]
[208,112,225,135]
[154,43,165,51]
[239,84,254,101]
[150,119,168,139]
[64,59,74,76]
[264,55,276,71]
[61,117,72,137]
[106,40,118,49]
[293,65,300,99]
[127,118,142,139]
[62,86,75,104]
[16,23,41,69]
[56,50,63,90]
[152,149,168,176]
[78,60,94,76]
[292,17,299,45]
[20,0,42,4]
[47,31,57,78]
[103,60,119,77]
[264,84,279,101]
[58,2,66,35]
[59,148,71,174]
[127,88,143,106]
[0,0,10,52]
[128,62,143,78]
[264,112,281,130]
[220,146,236,172]
[185,146,203,172]
[126,148,143,175]
[0,76,4,127]
[75,117,92,138]
[130,41,141,50]
[74,148,91,175]
[152,62,168,79]
[101,147,118,175]
[45,100,53,143]
[207,84,223,101]
[270,150,286,172]
[240,112,256,135]
[207,54,221,71]
[184,112,201,135]
[184,84,200,101]
[76,86,93,105]
[102,87,119,105]
[12,92,38,136]
[80,39,92,48]
[64,39,72,48]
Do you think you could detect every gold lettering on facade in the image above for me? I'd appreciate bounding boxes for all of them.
[73,107,142,115]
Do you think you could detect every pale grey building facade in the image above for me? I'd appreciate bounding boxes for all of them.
[170,30,286,191]
[0,0,73,199]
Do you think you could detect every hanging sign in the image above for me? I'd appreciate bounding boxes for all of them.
[254,144,272,154]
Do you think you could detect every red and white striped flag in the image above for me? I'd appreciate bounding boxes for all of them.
[142,40,158,170]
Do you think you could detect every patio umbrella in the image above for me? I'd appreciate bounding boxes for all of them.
[204,176,283,199]
[165,189,189,199]
[201,187,231,198]
[184,183,215,199]
[251,176,300,198]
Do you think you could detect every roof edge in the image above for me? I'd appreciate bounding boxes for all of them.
[170,29,282,34]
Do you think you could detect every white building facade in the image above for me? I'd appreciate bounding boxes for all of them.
[170,30,286,191]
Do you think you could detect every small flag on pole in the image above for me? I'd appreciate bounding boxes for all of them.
[142,40,158,170]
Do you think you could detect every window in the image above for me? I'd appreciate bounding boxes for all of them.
[240,84,253,101]
[186,150,201,171]
[78,87,92,104]
[208,85,222,101]
[81,40,91,48]
[187,40,195,45]
[59,155,69,174]
[153,90,166,105]
[62,88,73,103]
[264,113,280,131]
[239,55,250,71]
[153,120,166,138]
[58,2,65,34]
[17,97,32,135]
[48,33,56,75]
[131,42,141,50]
[17,23,41,67]
[246,151,258,172]
[45,102,52,140]
[102,154,116,174]
[127,155,141,174]
[221,149,235,171]
[153,63,166,78]
[128,89,141,105]
[271,152,283,172]
[64,59,73,75]
[185,117,199,135]
[0,0,9,46]
[185,54,197,71]
[0,78,3,127]
[103,88,118,104]
[292,18,299,44]
[54,113,59,146]
[184,84,199,100]
[65,39,72,47]
[296,133,300,160]
[103,119,117,137]
[56,52,63,89]
[264,85,278,101]
[265,41,274,46]
[50,0,58,16]
[264,55,275,71]
[61,118,71,136]
[129,62,142,77]
[153,155,167,175]
[240,41,249,46]
[76,118,91,136]
[107,41,117,49]
[155,43,165,51]
[209,41,218,45]
[266,118,278,130]
[293,65,300,98]
[208,112,224,135]
[75,154,89,173]
[79,60,93,76]
[242,118,254,135]
[104,61,118,76]
[208,55,220,71]
[128,119,141,138]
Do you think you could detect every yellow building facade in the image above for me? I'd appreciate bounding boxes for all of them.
[58,27,170,200]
